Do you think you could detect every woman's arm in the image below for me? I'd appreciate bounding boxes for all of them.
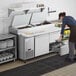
[61,21,66,37]
[58,20,66,41]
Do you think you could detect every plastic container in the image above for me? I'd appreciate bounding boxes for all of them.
[60,40,69,56]
[7,39,13,47]
[0,41,7,49]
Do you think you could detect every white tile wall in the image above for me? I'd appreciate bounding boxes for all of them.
[0,0,39,34]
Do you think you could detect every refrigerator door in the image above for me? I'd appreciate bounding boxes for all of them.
[35,34,49,57]
[50,31,60,43]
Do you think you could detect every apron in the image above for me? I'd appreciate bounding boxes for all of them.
[69,25,76,42]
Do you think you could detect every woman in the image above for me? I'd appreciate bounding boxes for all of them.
[58,12,76,61]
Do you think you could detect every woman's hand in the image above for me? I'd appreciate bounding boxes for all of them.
[57,35,63,42]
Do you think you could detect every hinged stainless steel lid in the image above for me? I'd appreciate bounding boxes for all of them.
[8,7,45,28]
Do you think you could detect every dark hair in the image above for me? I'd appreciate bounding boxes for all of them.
[59,12,66,19]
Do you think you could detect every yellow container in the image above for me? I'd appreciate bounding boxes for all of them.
[64,30,70,35]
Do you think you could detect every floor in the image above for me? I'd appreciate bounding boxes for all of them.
[0,54,56,72]
[0,60,25,72]
[0,54,76,76]
[42,63,76,76]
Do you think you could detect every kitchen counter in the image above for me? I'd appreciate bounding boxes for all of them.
[18,24,61,37]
